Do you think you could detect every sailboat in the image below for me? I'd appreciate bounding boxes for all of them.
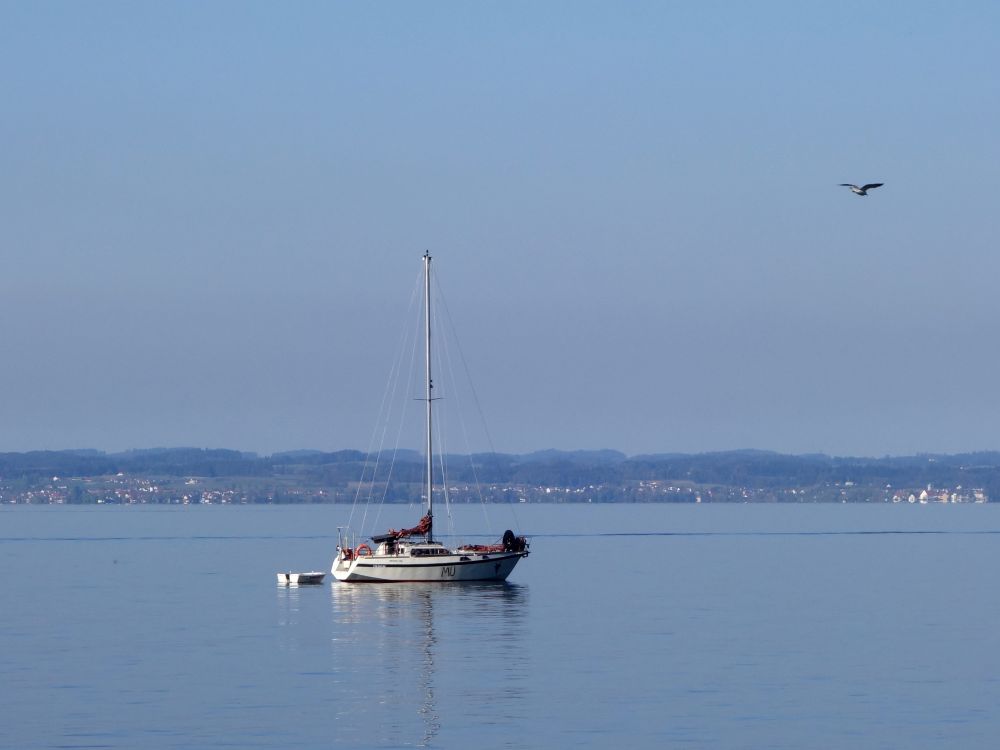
[331,252,530,583]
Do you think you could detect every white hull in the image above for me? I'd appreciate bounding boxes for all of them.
[332,549,526,583]
[277,571,325,585]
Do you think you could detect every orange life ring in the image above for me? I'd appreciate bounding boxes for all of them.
[355,544,372,557]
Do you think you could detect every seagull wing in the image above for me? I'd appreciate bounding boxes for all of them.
[861,183,883,191]
[839,184,859,188]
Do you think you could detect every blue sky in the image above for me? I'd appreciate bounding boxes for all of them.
[1,1,998,457]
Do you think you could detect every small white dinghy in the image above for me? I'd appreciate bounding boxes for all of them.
[276,571,325,585]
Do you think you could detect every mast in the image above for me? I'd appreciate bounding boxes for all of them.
[423,251,434,542]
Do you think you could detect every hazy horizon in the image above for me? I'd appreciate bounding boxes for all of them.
[8,444,1000,463]
[3,3,998,458]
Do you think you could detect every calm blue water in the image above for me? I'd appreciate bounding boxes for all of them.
[2,503,999,749]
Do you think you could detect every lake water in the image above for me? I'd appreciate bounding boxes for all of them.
[2,503,999,749]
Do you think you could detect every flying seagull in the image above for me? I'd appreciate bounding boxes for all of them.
[840,182,884,196]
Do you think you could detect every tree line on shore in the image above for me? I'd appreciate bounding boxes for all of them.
[2,447,1000,501]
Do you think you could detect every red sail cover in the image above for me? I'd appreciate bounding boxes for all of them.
[387,515,431,539]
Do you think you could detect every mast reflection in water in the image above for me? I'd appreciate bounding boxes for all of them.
[327,582,529,747]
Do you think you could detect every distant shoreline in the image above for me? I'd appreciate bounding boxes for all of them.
[1,448,996,505]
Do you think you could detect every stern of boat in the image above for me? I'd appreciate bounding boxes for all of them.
[331,545,355,581]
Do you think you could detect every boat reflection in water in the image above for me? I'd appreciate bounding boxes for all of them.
[329,581,529,748]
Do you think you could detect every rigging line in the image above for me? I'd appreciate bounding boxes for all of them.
[433,281,489,535]
[351,268,423,534]
[353,269,420,531]
[434,404,454,538]
[430,311,456,538]
[371,292,424,535]
[367,273,423,536]
[433,272,523,535]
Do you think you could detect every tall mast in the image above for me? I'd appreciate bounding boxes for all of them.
[423,251,434,542]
